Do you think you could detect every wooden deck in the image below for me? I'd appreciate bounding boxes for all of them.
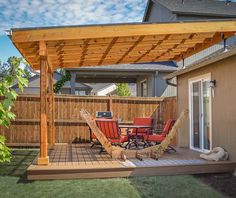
[27,143,236,180]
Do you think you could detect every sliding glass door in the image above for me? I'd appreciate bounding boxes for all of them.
[189,74,212,152]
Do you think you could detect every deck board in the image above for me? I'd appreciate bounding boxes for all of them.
[27,143,236,180]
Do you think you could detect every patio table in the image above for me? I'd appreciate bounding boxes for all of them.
[119,125,152,148]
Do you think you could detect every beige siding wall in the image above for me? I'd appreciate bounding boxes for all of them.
[177,54,236,161]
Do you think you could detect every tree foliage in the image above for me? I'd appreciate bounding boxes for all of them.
[23,64,34,79]
[0,56,29,163]
[0,135,11,163]
[116,83,131,96]
[54,70,71,93]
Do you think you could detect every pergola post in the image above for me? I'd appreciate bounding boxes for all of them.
[38,41,49,165]
[48,69,55,147]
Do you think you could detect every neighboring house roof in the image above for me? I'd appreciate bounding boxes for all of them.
[67,62,178,73]
[166,45,236,79]
[146,0,236,18]
[12,71,91,89]
[86,83,116,93]
[61,80,92,89]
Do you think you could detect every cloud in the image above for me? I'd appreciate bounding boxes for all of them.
[0,0,147,34]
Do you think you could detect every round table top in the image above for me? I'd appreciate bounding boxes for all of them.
[119,124,152,128]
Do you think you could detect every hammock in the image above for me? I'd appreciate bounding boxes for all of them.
[80,109,188,160]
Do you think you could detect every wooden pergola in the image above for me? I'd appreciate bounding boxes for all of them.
[10,20,236,165]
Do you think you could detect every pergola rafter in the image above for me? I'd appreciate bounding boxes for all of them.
[10,20,236,165]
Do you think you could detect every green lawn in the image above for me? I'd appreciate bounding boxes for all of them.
[0,149,233,198]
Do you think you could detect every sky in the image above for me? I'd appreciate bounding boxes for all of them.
[0,0,147,62]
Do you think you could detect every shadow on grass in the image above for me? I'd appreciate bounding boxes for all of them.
[0,149,38,183]
[194,173,236,198]
[129,173,236,198]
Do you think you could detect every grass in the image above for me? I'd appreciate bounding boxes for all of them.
[0,149,233,198]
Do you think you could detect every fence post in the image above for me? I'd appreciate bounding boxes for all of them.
[109,95,113,112]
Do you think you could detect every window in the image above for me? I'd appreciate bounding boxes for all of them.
[141,80,147,97]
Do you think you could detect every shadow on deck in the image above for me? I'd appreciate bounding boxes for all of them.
[27,143,236,180]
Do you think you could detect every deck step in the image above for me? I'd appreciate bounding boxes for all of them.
[27,161,236,180]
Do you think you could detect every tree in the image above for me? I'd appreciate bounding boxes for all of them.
[116,83,131,96]
[0,56,29,163]
[23,63,34,79]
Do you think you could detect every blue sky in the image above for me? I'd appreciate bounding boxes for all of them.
[0,0,147,62]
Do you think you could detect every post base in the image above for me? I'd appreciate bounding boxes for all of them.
[37,156,49,165]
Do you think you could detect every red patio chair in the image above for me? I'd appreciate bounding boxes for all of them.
[90,118,114,146]
[128,117,153,148]
[95,118,129,152]
[143,119,176,152]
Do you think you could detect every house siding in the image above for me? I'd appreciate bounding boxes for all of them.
[154,73,176,97]
[177,54,236,161]
[143,1,176,22]
[136,73,176,97]
[137,75,153,97]
[161,77,177,97]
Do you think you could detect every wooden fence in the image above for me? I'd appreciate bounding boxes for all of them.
[0,94,176,145]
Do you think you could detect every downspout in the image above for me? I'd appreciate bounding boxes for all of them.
[165,59,183,87]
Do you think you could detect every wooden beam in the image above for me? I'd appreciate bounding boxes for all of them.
[98,37,118,65]
[155,34,194,61]
[116,36,144,64]
[39,40,47,56]
[37,41,49,165]
[12,21,236,42]
[134,35,170,62]
[55,41,65,68]
[79,39,89,66]
[46,54,54,73]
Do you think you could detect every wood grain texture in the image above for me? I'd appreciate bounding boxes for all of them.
[0,95,176,145]
[38,55,49,165]
[11,21,236,69]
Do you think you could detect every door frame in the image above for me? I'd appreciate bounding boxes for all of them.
[188,73,212,153]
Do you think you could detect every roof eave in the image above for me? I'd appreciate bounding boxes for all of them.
[165,47,236,80]
[173,11,236,18]
[67,68,177,73]
[142,0,152,22]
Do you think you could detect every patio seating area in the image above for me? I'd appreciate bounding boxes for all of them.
[6,21,236,180]
[27,143,236,180]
